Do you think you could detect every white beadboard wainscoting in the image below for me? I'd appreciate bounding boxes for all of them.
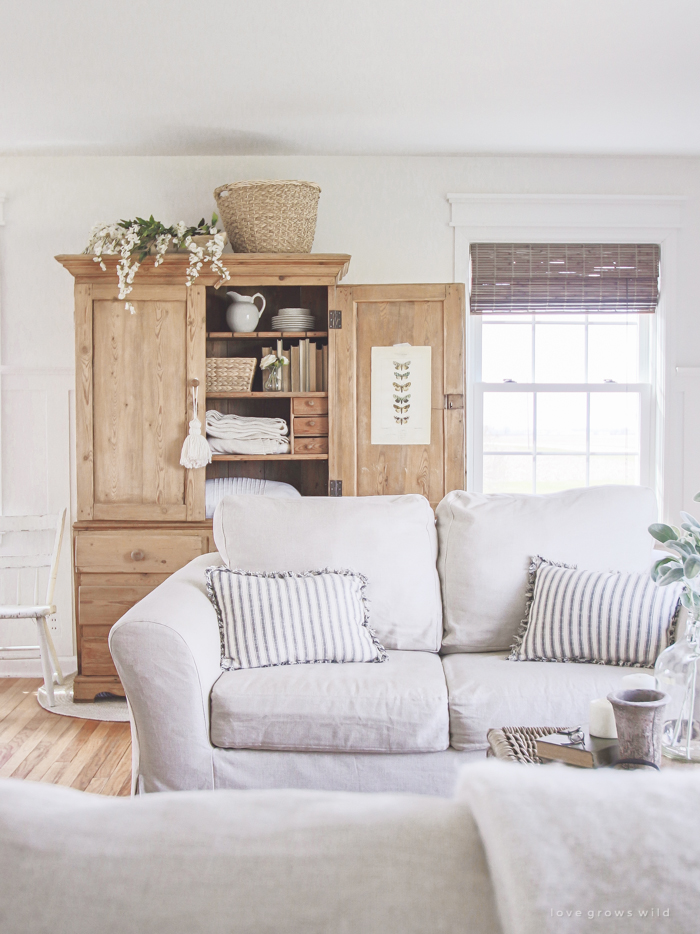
[0,365,76,676]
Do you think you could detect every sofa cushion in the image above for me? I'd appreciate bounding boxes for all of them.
[436,486,657,653]
[210,650,449,753]
[213,494,442,652]
[442,652,654,751]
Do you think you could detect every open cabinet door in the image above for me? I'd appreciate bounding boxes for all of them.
[329,284,465,507]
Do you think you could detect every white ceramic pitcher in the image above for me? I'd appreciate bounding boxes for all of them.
[226,292,266,333]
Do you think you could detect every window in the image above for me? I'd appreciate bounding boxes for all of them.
[468,243,658,495]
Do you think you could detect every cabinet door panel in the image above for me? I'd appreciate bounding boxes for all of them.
[333,284,465,506]
[92,299,188,519]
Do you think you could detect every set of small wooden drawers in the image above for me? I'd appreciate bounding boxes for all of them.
[291,397,329,455]
[73,528,212,700]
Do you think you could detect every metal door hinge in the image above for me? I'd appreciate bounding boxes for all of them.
[329,310,342,329]
[444,394,464,410]
[329,480,343,497]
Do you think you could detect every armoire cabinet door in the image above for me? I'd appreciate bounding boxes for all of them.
[75,284,206,521]
[330,284,465,507]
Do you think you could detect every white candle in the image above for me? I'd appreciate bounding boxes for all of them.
[621,673,656,691]
[589,697,618,739]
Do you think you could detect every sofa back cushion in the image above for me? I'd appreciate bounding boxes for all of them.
[436,485,657,653]
[213,494,442,652]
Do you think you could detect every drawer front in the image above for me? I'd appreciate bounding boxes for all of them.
[294,436,329,455]
[293,416,329,436]
[75,533,206,573]
[292,397,328,416]
[78,585,157,627]
[80,626,118,677]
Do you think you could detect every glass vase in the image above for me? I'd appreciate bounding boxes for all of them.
[654,615,700,761]
[263,365,282,392]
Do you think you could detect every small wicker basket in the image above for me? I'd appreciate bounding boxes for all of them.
[206,357,257,393]
[213,180,321,253]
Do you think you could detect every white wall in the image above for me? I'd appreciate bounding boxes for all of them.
[1,154,699,671]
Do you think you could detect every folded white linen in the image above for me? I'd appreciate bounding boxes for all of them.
[207,438,290,455]
[456,760,700,934]
[206,410,288,440]
[205,478,300,517]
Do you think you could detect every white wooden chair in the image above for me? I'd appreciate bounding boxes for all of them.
[0,508,67,706]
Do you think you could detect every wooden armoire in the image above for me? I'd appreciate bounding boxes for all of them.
[57,253,465,699]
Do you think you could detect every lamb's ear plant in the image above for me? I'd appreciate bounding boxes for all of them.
[649,491,700,614]
[85,213,229,312]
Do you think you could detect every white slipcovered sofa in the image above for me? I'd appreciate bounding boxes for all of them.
[110,485,657,795]
[3,761,698,934]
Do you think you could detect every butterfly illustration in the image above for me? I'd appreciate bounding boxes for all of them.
[393,394,410,403]
[394,416,410,425]
[393,404,410,413]
[393,362,410,371]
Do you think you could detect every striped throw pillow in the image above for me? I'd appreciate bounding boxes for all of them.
[206,567,388,670]
[510,556,682,667]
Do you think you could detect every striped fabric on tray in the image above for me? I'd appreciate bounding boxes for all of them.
[206,567,388,670]
[510,557,682,667]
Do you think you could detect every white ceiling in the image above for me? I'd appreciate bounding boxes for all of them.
[2,0,700,157]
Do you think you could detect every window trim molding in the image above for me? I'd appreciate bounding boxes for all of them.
[449,193,686,518]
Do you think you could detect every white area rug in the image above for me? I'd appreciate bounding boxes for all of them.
[37,674,129,722]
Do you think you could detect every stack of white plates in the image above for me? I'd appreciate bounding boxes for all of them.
[271,307,315,331]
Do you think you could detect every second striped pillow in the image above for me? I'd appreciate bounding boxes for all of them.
[510,556,682,667]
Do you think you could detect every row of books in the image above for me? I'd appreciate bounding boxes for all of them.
[262,339,327,392]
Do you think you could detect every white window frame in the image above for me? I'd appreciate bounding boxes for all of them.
[471,312,653,493]
[448,194,685,518]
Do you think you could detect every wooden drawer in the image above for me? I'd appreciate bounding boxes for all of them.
[292,397,328,416]
[293,416,329,436]
[78,584,157,627]
[75,532,206,574]
[80,626,118,677]
[293,437,329,455]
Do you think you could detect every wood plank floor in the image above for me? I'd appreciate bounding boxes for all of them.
[0,678,131,795]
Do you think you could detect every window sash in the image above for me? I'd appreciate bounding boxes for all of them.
[472,383,651,494]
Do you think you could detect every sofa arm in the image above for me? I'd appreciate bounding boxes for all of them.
[109,554,222,792]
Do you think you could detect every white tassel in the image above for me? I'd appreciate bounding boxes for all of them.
[180,383,212,469]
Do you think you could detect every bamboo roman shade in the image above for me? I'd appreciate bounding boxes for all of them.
[470,243,660,314]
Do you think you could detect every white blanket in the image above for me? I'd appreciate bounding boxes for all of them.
[206,410,288,440]
[457,760,700,934]
[205,478,300,517]
[207,437,290,455]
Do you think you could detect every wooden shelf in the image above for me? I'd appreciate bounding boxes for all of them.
[208,331,328,339]
[206,391,328,399]
[211,454,328,461]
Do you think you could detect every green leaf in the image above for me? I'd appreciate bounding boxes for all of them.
[694,492,700,503]
[665,540,694,558]
[211,212,219,225]
[648,523,678,543]
[681,591,694,609]
[684,556,700,579]
[681,511,700,530]
[651,556,678,582]
[657,566,685,585]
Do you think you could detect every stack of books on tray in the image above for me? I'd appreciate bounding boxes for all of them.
[536,729,620,768]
